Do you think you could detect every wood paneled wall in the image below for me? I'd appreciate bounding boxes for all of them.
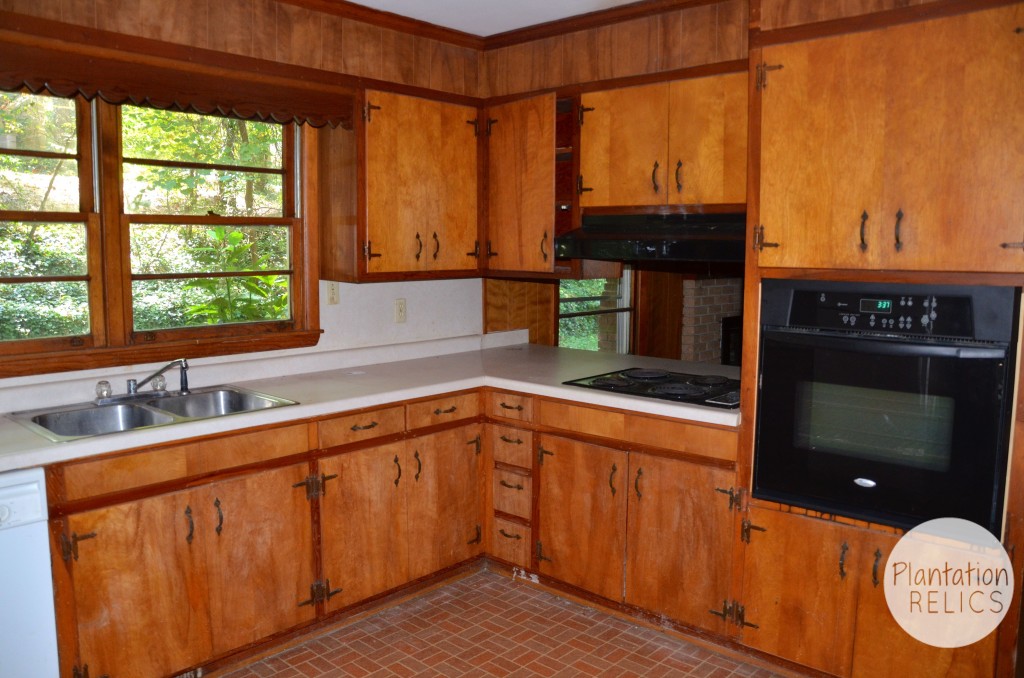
[0,0,481,96]
[757,0,947,31]
[483,280,558,346]
[481,0,748,97]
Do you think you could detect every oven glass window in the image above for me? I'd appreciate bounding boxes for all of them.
[794,382,954,472]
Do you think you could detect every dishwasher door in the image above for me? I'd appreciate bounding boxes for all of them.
[0,467,59,677]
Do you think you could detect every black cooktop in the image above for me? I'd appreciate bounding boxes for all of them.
[563,368,741,409]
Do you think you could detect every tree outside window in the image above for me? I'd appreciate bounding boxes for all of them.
[557,270,633,353]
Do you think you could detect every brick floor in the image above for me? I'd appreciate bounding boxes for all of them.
[223,570,783,678]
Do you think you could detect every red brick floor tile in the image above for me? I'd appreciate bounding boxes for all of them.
[223,571,783,678]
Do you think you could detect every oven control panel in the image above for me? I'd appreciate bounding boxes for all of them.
[789,290,974,337]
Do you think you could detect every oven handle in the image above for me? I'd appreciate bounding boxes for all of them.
[762,330,1008,360]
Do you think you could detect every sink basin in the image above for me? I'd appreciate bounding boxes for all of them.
[10,385,297,442]
[26,403,176,441]
[144,387,294,418]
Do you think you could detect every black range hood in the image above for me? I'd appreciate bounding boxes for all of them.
[554,211,746,263]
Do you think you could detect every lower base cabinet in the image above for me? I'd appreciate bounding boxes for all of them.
[624,453,736,635]
[321,425,483,614]
[740,508,997,677]
[63,463,315,678]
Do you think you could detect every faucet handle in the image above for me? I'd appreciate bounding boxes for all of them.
[95,380,112,399]
[126,378,138,395]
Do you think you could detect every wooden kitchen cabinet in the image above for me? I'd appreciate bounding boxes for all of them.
[757,4,1024,272]
[364,90,478,274]
[486,93,556,272]
[320,425,482,612]
[738,508,858,675]
[579,73,746,208]
[624,454,736,634]
[535,434,627,602]
[63,462,315,678]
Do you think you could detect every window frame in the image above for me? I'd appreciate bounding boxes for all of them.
[0,95,321,377]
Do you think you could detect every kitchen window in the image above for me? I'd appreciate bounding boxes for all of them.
[0,90,317,374]
[557,269,633,353]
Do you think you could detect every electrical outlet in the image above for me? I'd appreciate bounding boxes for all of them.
[394,298,407,323]
[327,282,339,305]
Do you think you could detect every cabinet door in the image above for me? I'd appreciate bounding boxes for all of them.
[624,455,735,634]
[364,91,478,273]
[668,72,747,205]
[487,93,556,272]
[321,443,409,612]
[758,30,887,269]
[851,533,997,678]
[407,426,483,579]
[878,5,1024,272]
[68,490,212,678]
[536,435,627,601]
[739,508,858,675]
[202,463,316,654]
[579,83,669,207]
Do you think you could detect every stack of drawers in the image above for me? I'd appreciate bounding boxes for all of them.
[487,392,533,568]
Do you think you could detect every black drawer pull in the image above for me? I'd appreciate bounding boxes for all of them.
[434,406,457,415]
[499,435,523,445]
[499,402,524,411]
[499,529,522,540]
[350,421,378,432]
[500,479,524,491]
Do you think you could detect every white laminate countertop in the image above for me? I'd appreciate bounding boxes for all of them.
[0,344,741,473]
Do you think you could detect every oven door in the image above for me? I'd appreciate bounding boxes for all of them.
[754,329,1013,535]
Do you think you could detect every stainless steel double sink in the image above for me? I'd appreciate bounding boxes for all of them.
[9,385,297,442]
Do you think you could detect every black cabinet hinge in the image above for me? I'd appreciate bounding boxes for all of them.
[467,434,482,455]
[708,599,758,629]
[755,62,784,91]
[292,473,337,501]
[578,105,595,126]
[61,531,98,561]
[715,487,742,511]
[298,578,342,607]
[741,518,768,544]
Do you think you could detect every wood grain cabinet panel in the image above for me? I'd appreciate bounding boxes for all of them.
[492,517,531,569]
[536,434,627,602]
[492,467,532,519]
[490,424,534,468]
[406,391,480,429]
[63,463,316,678]
[624,454,735,635]
[757,4,1024,272]
[485,93,556,273]
[319,405,405,449]
[363,90,479,275]
[579,73,746,208]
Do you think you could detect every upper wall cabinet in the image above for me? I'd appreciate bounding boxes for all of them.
[756,4,1024,272]
[578,72,748,208]
[485,93,557,273]
[319,91,480,281]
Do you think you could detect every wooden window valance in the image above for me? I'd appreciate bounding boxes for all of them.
[0,18,356,129]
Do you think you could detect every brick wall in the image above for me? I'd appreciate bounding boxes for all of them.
[680,277,743,363]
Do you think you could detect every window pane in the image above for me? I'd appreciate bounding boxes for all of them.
[0,222,87,277]
[132,276,291,330]
[559,314,600,351]
[0,281,89,341]
[123,164,283,217]
[130,224,290,274]
[121,107,283,169]
[0,155,80,212]
[0,91,77,154]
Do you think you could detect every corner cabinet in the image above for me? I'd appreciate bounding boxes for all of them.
[320,90,480,280]
[578,72,747,208]
[756,4,1024,272]
[485,93,557,273]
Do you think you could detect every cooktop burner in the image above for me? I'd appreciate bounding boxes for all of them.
[563,368,740,409]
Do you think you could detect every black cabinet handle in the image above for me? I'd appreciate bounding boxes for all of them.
[675,159,683,193]
[651,161,660,193]
[499,529,522,540]
[393,455,402,487]
[872,548,883,587]
[859,210,869,252]
[609,463,618,496]
[432,232,440,260]
[214,498,223,535]
[414,450,422,481]
[894,209,904,252]
[415,232,423,260]
[839,542,849,579]
[499,435,523,445]
[634,468,643,499]
[185,506,194,544]
[350,421,378,432]
[434,406,457,415]
[540,231,548,262]
[499,402,523,412]
[500,479,524,491]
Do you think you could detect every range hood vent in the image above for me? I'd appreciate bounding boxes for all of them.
[554,211,746,263]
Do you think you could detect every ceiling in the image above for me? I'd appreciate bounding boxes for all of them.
[341,0,643,37]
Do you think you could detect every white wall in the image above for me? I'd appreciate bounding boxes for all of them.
[0,279,485,413]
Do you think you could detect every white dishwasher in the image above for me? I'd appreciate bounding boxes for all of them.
[0,467,59,677]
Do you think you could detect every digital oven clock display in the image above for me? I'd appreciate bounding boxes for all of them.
[859,298,893,314]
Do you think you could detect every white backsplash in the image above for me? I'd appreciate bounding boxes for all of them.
[0,279,508,413]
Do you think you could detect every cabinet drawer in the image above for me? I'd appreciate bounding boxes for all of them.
[406,392,480,429]
[493,468,532,519]
[319,405,405,449]
[488,391,533,422]
[492,517,531,568]
[491,425,533,468]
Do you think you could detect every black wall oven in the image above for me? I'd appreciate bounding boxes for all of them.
[755,279,1019,537]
